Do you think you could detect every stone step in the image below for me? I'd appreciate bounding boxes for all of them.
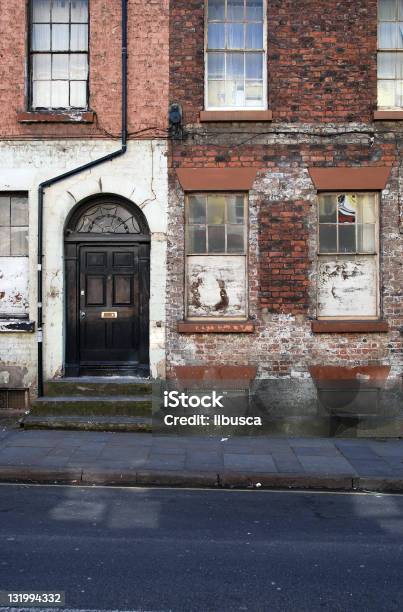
[44,377,152,397]
[22,414,152,433]
[30,395,152,417]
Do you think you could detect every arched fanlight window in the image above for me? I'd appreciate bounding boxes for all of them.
[70,202,145,235]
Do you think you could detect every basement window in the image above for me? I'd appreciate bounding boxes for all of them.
[0,194,29,320]
[317,193,380,320]
[205,0,267,110]
[30,0,89,110]
[378,0,403,109]
[185,193,248,320]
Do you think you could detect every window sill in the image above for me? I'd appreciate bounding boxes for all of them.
[199,110,272,122]
[178,320,255,333]
[0,320,35,333]
[17,110,95,124]
[311,320,389,334]
[374,110,403,120]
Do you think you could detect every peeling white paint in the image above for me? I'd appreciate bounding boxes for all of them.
[0,258,29,316]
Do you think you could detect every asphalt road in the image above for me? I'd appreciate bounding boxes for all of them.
[0,485,402,612]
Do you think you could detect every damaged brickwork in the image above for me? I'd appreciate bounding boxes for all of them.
[167,0,403,386]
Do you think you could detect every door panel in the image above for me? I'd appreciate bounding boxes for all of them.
[78,245,146,372]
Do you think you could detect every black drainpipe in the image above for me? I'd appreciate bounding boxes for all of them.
[37,0,128,397]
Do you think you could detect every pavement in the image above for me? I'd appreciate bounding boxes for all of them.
[1,423,403,491]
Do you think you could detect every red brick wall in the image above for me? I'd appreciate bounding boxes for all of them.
[169,0,378,124]
[0,0,169,139]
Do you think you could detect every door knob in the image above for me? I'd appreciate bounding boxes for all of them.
[80,311,86,319]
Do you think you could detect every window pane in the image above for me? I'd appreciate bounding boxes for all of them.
[357,225,376,252]
[52,54,69,79]
[32,81,51,107]
[245,52,263,79]
[207,196,226,224]
[208,225,225,252]
[226,80,245,106]
[228,0,244,20]
[208,23,225,48]
[227,53,244,78]
[0,228,10,256]
[397,22,403,47]
[207,53,225,79]
[245,81,263,105]
[379,22,397,48]
[208,0,225,20]
[227,195,244,224]
[246,23,263,49]
[227,225,245,252]
[70,81,87,107]
[52,24,70,50]
[51,80,69,107]
[71,24,88,50]
[378,78,396,105]
[32,24,51,50]
[52,0,70,22]
[357,194,376,223]
[227,23,244,48]
[319,195,337,223]
[69,53,88,79]
[0,196,10,226]
[11,197,28,226]
[338,194,357,224]
[399,0,403,19]
[339,225,356,253]
[319,225,337,252]
[379,0,397,20]
[188,227,206,253]
[396,51,403,76]
[33,0,51,22]
[378,52,396,77]
[71,0,88,22]
[11,227,28,256]
[188,196,206,224]
[208,80,226,106]
[246,0,263,20]
[395,79,403,105]
[33,54,51,80]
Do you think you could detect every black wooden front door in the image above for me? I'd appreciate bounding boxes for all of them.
[78,244,149,375]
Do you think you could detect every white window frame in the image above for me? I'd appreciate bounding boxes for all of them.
[185,192,249,321]
[317,192,380,321]
[377,0,403,110]
[204,0,267,111]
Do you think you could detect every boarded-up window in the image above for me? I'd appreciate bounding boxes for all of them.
[186,193,247,319]
[317,193,379,319]
[0,194,29,318]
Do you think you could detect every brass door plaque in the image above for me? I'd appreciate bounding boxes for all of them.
[101,312,118,319]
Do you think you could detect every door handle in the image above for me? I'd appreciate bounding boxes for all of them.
[80,311,86,319]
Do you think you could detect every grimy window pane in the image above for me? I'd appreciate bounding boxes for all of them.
[0,228,10,256]
[208,80,226,106]
[33,54,51,80]
[379,0,397,21]
[319,225,337,253]
[71,24,88,50]
[227,225,245,252]
[188,227,206,253]
[319,195,337,223]
[70,81,87,107]
[228,0,244,21]
[10,227,28,257]
[207,196,226,224]
[227,195,244,224]
[51,80,69,107]
[70,54,88,79]
[32,81,51,107]
[208,225,226,252]
[52,54,69,79]
[226,79,245,106]
[245,81,263,105]
[188,196,206,224]
[11,197,28,227]
[378,51,396,77]
[339,225,356,253]
[32,24,51,50]
[71,0,89,23]
[52,24,70,50]
[378,78,396,105]
[52,0,70,22]
[0,196,10,226]
[33,0,51,22]
[357,225,376,253]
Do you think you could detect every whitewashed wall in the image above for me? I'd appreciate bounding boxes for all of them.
[0,139,168,392]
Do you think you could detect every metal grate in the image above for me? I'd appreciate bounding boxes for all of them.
[0,389,28,411]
